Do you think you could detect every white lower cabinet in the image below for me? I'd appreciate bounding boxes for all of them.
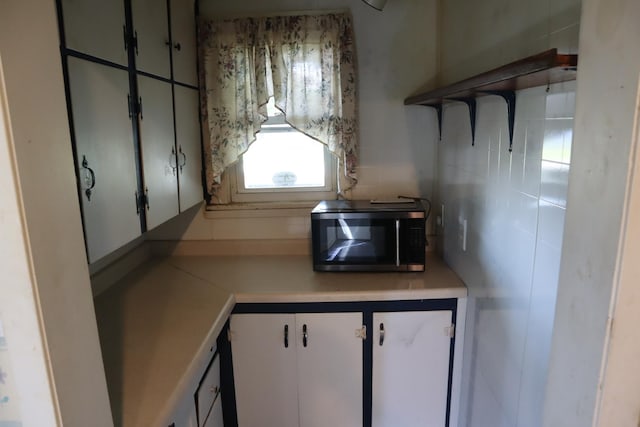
[203,396,224,427]
[196,353,222,427]
[168,391,199,427]
[230,314,298,427]
[230,313,364,427]
[229,303,459,427]
[166,349,223,427]
[296,313,363,427]
[372,311,453,427]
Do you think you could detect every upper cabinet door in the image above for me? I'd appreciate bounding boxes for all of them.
[372,311,453,427]
[61,0,128,66]
[67,57,141,263]
[137,75,179,230]
[169,0,198,86]
[296,313,363,427]
[131,0,171,79]
[174,85,203,211]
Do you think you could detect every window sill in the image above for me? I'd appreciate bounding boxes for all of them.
[204,201,319,219]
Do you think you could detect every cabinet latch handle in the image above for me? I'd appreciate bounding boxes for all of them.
[170,146,177,176]
[284,324,289,348]
[379,323,385,346]
[81,155,96,201]
[178,145,187,172]
[302,324,308,347]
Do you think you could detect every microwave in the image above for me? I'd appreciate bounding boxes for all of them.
[311,200,426,272]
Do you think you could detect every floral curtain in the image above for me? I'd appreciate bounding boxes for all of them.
[198,13,358,200]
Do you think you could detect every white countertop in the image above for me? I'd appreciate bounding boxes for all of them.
[93,254,466,427]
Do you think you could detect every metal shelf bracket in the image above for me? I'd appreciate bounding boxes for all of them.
[447,97,477,145]
[479,90,516,152]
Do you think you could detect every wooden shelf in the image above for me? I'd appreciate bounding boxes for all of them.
[404,49,578,106]
[404,49,578,150]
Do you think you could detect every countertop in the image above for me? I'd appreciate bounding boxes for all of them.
[93,254,466,427]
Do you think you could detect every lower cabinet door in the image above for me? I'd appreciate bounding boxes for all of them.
[296,313,363,427]
[372,311,453,427]
[230,314,299,427]
[196,353,220,426]
[203,396,223,427]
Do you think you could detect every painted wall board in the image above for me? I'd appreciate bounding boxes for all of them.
[0,0,114,425]
[544,0,640,425]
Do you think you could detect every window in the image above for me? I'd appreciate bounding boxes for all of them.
[229,98,337,203]
[200,13,357,205]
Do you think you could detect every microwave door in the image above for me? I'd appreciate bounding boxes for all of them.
[315,218,396,266]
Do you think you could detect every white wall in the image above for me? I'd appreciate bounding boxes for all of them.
[543,0,640,425]
[148,0,439,244]
[437,1,580,426]
[440,83,575,427]
[439,0,580,85]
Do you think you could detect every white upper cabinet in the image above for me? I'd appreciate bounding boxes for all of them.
[372,310,453,427]
[61,0,128,66]
[137,75,179,229]
[59,0,202,262]
[67,57,141,262]
[174,85,203,210]
[170,0,198,86]
[130,0,171,79]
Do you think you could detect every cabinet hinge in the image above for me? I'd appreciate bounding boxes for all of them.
[355,325,367,340]
[444,324,455,338]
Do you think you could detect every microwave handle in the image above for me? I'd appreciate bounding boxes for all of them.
[395,219,400,267]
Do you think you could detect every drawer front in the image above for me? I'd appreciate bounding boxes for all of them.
[197,353,221,426]
[203,395,224,427]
